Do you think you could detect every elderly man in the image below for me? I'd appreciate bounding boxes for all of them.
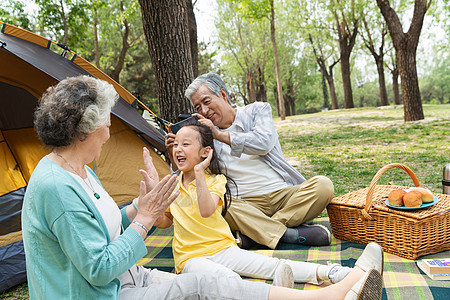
[166,72,334,249]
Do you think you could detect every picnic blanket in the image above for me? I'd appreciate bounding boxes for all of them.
[137,217,450,299]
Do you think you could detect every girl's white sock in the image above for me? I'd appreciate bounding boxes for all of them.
[318,262,353,283]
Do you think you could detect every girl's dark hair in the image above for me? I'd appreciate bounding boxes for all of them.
[181,120,236,216]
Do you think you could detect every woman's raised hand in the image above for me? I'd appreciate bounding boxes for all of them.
[135,174,179,227]
[139,147,159,193]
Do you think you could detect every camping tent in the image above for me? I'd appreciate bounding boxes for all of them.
[0,22,170,292]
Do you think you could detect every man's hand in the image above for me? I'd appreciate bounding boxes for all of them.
[164,125,178,170]
[192,113,216,134]
[193,113,231,146]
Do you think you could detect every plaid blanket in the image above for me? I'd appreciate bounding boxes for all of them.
[137,218,450,299]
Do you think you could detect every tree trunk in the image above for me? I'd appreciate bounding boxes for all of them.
[362,17,389,107]
[93,6,100,68]
[388,62,402,105]
[138,0,194,123]
[284,96,291,116]
[186,0,198,77]
[397,48,424,121]
[376,0,428,121]
[326,74,339,110]
[286,71,295,116]
[242,94,249,106]
[58,0,68,45]
[246,72,255,103]
[260,83,267,102]
[273,86,279,117]
[111,2,129,83]
[391,67,401,105]
[376,59,389,106]
[322,74,330,109]
[256,64,267,102]
[333,5,358,109]
[340,51,354,109]
[308,33,339,110]
[270,0,285,120]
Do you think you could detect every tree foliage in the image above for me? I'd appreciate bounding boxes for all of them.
[0,1,32,30]
[289,0,341,110]
[360,4,390,106]
[223,0,287,119]
[216,0,271,105]
[420,55,450,104]
[2,0,448,120]
[25,0,158,112]
[34,0,90,46]
[198,42,218,77]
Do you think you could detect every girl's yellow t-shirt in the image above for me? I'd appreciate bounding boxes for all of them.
[169,172,237,273]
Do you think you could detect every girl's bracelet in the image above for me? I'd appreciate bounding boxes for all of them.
[132,198,138,211]
[132,220,149,235]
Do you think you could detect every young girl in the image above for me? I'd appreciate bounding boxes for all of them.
[155,121,384,297]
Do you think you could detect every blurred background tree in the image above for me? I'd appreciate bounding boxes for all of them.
[1,0,448,121]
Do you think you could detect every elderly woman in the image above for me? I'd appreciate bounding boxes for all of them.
[22,76,383,300]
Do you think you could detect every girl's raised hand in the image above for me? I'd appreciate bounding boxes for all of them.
[194,148,213,173]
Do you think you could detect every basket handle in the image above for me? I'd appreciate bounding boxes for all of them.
[361,163,421,220]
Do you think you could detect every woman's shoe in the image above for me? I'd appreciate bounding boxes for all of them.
[355,243,384,274]
[344,268,383,300]
[272,262,294,288]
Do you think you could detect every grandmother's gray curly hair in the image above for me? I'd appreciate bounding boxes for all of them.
[34,76,118,147]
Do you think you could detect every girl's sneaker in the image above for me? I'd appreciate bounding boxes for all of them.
[327,263,353,284]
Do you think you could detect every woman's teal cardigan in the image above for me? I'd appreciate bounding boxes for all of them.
[22,157,147,299]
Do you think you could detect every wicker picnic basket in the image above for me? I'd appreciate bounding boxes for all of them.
[327,163,450,260]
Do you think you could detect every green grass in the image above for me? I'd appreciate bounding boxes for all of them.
[2,104,449,299]
[275,104,450,197]
[0,283,28,299]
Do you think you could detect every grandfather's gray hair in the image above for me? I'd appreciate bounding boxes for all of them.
[185,72,231,105]
[34,75,118,147]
